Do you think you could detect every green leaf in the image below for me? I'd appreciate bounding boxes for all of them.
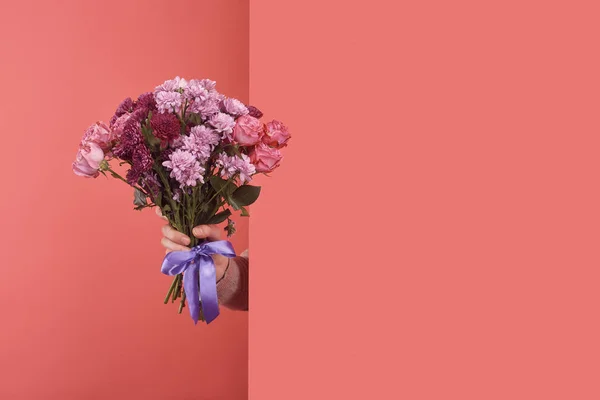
[207,209,232,225]
[240,207,250,217]
[133,188,147,207]
[230,185,261,207]
[209,176,237,195]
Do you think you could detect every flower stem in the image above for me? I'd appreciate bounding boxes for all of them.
[178,291,186,314]
[164,276,178,304]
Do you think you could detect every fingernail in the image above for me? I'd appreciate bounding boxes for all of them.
[193,227,202,237]
[183,236,191,245]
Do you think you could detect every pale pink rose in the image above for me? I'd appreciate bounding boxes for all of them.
[72,142,105,178]
[249,142,283,173]
[232,115,264,146]
[82,122,114,152]
[262,120,290,148]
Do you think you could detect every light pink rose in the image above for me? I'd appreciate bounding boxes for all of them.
[72,142,105,178]
[82,122,114,152]
[232,115,264,146]
[249,142,283,173]
[262,120,290,148]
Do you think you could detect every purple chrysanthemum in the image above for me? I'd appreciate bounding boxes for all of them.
[199,79,217,91]
[182,133,212,163]
[221,98,249,116]
[208,112,236,139]
[216,153,256,184]
[162,149,205,188]
[150,112,180,145]
[189,98,220,119]
[246,105,263,119]
[155,91,183,114]
[127,145,154,184]
[190,125,221,148]
[184,79,209,103]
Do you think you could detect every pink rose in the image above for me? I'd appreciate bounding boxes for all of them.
[73,142,105,178]
[262,120,290,148]
[249,142,283,173]
[232,115,264,146]
[82,122,114,152]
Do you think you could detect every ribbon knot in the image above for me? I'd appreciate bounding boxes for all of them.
[161,240,236,324]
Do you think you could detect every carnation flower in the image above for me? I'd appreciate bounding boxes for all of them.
[208,112,236,139]
[216,153,256,184]
[221,98,249,116]
[155,91,183,114]
[150,112,181,145]
[246,105,263,119]
[162,149,205,188]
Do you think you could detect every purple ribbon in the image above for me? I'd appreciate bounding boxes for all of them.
[161,240,236,324]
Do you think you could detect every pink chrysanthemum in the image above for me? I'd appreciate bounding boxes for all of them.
[162,149,205,188]
[182,134,212,163]
[221,98,249,116]
[155,91,183,114]
[216,153,256,184]
[190,125,221,148]
[184,79,209,103]
[208,112,236,139]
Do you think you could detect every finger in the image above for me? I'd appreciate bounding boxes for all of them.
[162,224,191,246]
[192,224,222,241]
[161,237,190,252]
[155,207,168,220]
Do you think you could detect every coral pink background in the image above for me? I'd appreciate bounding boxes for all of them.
[1,0,600,399]
[0,1,248,399]
[249,0,600,399]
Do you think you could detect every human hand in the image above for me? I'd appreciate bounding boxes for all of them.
[156,208,229,281]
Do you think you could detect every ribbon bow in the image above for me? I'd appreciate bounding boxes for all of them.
[161,240,236,324]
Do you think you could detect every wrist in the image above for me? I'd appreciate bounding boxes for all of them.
[217,258,231,283]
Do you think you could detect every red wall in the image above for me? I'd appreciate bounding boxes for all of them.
[250,1,600,399]
[0,1,248,399]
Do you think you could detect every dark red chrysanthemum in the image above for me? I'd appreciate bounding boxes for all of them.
[113,118,143,161]
[110,97,135,127]
[136,92,157,114]
[246,105,263,119]
[150,112,181,145]
[126,145,154,184]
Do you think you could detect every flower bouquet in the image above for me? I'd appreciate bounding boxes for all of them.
[72,77,290,324]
